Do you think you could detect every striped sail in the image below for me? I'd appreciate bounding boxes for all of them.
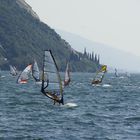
[17,64,32,84]
[9,65,18,76]
[32,60,40,82]
[41,50,63,104]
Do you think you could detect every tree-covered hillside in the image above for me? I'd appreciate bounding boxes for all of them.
[0,0,100,72]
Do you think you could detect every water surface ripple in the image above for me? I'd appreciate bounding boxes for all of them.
[0,72,140,140]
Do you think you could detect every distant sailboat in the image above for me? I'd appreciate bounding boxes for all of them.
[64,62,71,86]
[9,65,18,76]
[32,60,40,82]
[115,68,119,77]
[41,50,64,105]
[92,65,107,85]
[125,72,130,77]
[17,64,32,84]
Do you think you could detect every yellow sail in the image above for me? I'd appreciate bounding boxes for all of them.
[100,65,107,72]
[92,65,107,85]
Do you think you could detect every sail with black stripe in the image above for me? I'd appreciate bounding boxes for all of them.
[9,65,18,76]
[41,50,64,104]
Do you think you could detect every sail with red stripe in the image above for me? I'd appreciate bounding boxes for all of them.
[17,64,32,84]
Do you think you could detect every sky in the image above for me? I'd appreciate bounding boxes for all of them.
[26,0,140,57]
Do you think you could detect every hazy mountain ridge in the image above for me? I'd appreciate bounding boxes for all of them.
[0,0,100,72]
[56,29,140,73]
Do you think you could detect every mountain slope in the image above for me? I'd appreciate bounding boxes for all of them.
[0,0,100,72]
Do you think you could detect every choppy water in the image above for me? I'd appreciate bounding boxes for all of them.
[1,72,140,140]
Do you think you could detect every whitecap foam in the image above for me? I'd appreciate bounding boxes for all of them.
[119,76,124,79]
[92,84,101,87]
[64,103,78,108]
[35,81,42,85]
[102,84,112,87]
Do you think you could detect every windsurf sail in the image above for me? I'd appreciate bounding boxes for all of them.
[115,68,119,77]
[32,60,40,82]
[41,50,64,105]
[92,65,107,85]
[17,64,32,84]
[9,65,18,76]
[64,62,71,86]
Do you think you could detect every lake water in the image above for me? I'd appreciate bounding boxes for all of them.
[0,72,140,140]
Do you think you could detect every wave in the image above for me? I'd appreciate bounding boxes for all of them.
[64,102,78,108]
[102,84,112,87]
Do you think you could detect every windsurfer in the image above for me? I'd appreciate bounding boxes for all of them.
[52,92,61,105]
[53,94,64,105]
[41,50,64,105]
[43,91,61,105]
[92,79,101,84]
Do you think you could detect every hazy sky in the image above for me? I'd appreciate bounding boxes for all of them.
[26,0,140,56]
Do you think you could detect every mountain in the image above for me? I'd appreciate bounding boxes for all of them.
[0,0,100,72]
[56,29,140,73]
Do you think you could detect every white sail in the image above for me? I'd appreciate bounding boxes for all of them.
[17,64,32,84]
[32,60,40,81]
[64,62,70,86]
[41,50,63,104]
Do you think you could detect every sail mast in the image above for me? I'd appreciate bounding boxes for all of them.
[50,50,63,95]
